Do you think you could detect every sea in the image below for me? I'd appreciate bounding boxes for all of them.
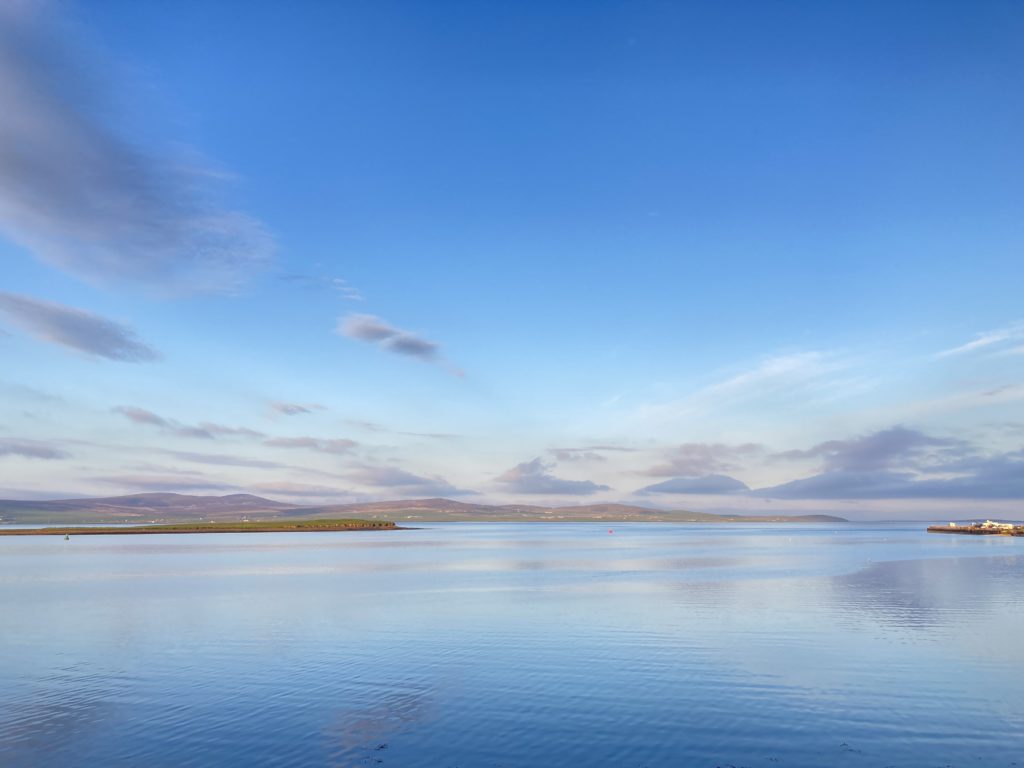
[1,522,1021,767]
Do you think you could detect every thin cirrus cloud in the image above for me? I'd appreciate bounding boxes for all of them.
[280,274,364,301]
[112,406,263,440]
[549,445,636,462]
[638,351,857,424]
[936,322,1024,358]
[0,437,70,460]
[495,457,611,495]
[263,436,358,454]
[0,2,273,292]
[269,401,326,416]
[338,314,441,362]
[162,450,286,470]
[0,292,159,362]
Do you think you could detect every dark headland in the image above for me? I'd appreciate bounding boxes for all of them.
[0,492,847,526]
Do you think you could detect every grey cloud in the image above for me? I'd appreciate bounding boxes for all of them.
[496,458,611,495]
[771,426,959,473]
[637,475,750,495]
[198,422,265,439]
[346,465,475,496]
[113,406,259,441]
[757,427,1024,500]
[113,406,167,427]
[270,401,325,416]
[341,314,399,342]
[550,445,635,462]
[384,334,439,359]
[338,314,441,362]
[0,437,70,460]
[754,462,1024,500]
[0,292,159,361]
[551,450,606,462]
[0,3,273,291]
[172,426,215,440]
[644,442,763,477]
[263,436,358,454]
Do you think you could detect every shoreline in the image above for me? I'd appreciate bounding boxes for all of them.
[927,524,1024,537]
[0,520,402,536]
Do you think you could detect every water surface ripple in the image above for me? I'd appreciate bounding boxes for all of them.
[1,522,1021,767]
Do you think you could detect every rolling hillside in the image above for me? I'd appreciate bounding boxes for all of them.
[0,493,847,524]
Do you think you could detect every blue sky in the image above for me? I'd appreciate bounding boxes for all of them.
[1,0,1022,519]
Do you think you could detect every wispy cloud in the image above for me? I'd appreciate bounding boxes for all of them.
[0,2,273,291]
[281,274,363,301]
[199,423,265,439]
[338,313,448,366]
[113,406,261,440]
[341,419,459,440]
[344,419,388,433]
[549,444,635,462]
[937,322,1024,358]
[495,458,610,495]
[638,350,856,423]
[263,436,358,454]
[114,406,168,427]
[0,292,159,361]
[0,437,70,460]
[162,450,285,470]
[346,465,475,496]
[269,401,325,416]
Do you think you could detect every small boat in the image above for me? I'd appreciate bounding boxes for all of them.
[64,534,70,541]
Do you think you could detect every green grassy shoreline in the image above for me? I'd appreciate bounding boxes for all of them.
[0,519,400,536]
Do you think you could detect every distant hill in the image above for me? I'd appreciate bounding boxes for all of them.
[0,492,847,525]
[0,493,292,524]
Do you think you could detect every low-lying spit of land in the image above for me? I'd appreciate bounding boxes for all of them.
[0,519,399,536]
[927,522,1024,536]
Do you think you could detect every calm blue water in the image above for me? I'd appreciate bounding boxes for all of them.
[1,522,1022,767]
